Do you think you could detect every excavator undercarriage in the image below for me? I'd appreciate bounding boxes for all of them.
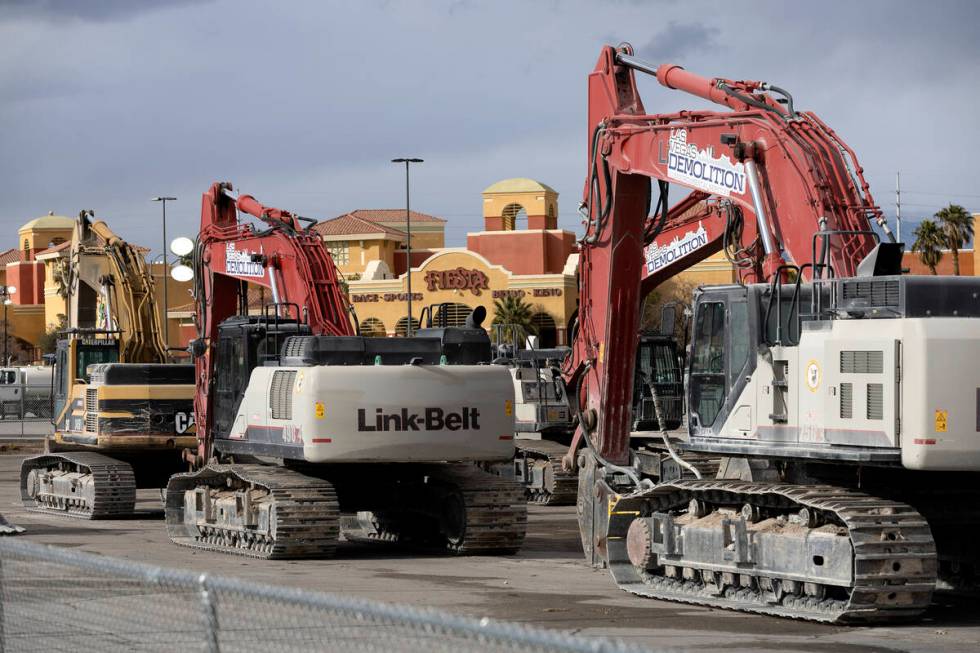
[608,480,936,623]
[165,462,527,559]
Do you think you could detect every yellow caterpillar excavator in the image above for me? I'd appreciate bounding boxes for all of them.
[20,211,196,518]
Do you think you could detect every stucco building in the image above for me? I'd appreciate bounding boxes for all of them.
[328,178,579,346]
[2,213,191,363]
[1,214,74,362]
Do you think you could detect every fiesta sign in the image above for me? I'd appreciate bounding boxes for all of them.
[424,267,490,296]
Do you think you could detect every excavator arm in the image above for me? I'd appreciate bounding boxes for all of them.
[191,182,354,463]
[65,211,169,363]
[565,44,888,466]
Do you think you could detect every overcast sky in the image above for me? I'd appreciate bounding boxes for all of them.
[2,0,978,255]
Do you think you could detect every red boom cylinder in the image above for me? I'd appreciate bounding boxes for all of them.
[655,64,746,112]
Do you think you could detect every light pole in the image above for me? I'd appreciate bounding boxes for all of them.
[1,285,15,365]
[152,196,177,348]
[391,158,423,336]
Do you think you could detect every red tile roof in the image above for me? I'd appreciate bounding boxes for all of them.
[0,248,19,265]
[342,209,445,224]
[34,241,71,257]
[313,214,407,239]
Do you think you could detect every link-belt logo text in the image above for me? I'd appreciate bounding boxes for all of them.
[357,407,481,431]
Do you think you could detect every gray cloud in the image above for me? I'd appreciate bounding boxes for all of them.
[1,0,978,257]
[633,21,721,63]
[0,0,210,23]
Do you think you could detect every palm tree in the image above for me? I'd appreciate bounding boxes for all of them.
[912,219,943,275]
[935,203,974,276]
[491,294,537,340]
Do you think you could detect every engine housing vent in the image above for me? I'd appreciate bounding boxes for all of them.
[269,370,297,420]
[867,383,884,420]
[840,383,853,419]
[840,350,884,374]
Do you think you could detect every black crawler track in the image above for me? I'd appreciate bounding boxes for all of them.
[346,465,528,554]
[165,464,340,560]
[20,452,136,519]
[607,480,937,623]
[515,440,578,505]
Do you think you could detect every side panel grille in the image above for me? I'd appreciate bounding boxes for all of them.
[84,388,98,433]
[840,383,853,419]
[841,279,901,307]
[840,350,884,374]
[269,370,297,420]
[867,383,884,420]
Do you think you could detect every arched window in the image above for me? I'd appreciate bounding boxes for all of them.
[531,312,558,348]
[501,203,526,231]
[395,316,421,337]
[433,303,473,328]
[359,317,386,337]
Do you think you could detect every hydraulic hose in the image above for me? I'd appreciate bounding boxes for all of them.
[719,82,788,120]
[760,83,797,118]
[563,368,651,491]
[647,375,701,480]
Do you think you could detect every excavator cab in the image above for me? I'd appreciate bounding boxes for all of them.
[632,334,684,432]
[686,287,753,435]
[52,336,120,428]
[212,316,312,439]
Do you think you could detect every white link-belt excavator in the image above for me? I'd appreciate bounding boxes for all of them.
[162,183,526,558]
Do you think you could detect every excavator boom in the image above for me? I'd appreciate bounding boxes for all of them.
[65,211,169,363]
[567,44,886,465]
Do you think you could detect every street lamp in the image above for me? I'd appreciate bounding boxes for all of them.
[1,285,16,365]
[390,158,423,336]
[152,196,177,348]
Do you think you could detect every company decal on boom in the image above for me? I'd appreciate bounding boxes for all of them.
[225,243,265,278]
[645,222,709,273]
[667,129,746,197]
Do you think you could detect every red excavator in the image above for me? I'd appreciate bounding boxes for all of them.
[565,44,980,622]
[164,182,526,558]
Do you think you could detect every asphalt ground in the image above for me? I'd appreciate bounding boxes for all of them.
[1,453,977,652]
[0,419,51,439]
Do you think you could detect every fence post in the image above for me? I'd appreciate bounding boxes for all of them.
[199,573,220,653]
[0,554,6,653]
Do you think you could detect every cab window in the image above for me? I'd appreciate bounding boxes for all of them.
[75,344,119,382]
[690,302,726,428]
[729,301,750,388]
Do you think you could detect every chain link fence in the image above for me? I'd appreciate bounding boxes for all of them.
[0,383,53,441]
[0,539,654,653]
